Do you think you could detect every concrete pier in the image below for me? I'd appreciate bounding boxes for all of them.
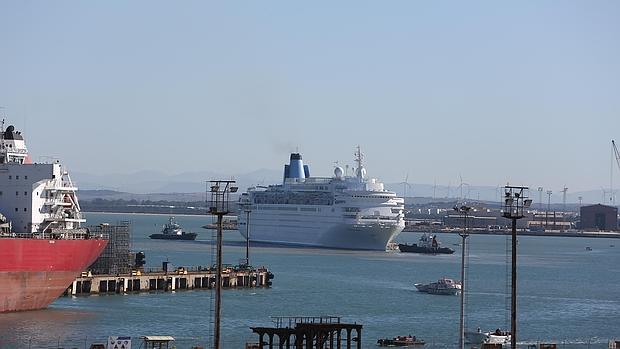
[65,266,273,296]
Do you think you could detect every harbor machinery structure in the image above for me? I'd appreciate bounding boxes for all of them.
[208,180,238,349]
[502,186,532,349]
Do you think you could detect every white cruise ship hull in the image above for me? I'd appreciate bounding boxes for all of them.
[239,150,406,251]
[240,219,404,251]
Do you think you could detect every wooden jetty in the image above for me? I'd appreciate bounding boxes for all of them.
[64,265,273,296]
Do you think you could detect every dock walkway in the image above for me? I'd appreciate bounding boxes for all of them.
[65,266,273,296]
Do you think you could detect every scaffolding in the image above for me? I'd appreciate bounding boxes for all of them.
[88,221,132,275]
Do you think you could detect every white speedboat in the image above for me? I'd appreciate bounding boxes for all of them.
[414,278,461,295]
[465,329,511,345]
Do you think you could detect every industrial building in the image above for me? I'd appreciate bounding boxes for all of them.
[579,204,618,231]
[443,214,497,229]
[528,212,572,232]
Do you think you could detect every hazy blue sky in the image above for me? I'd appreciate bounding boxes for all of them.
[1,1,619,192]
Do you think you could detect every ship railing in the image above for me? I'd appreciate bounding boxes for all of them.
[4,231,109,240]
[359,215,400,221]
[271,316,341,329]
[43,199,73,207]
[140,264,267,274]
[7,148,28,154]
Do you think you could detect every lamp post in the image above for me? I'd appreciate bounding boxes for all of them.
[208,180,238,349]
[546,190,552,230]
[537,187,543,211]
[244,208,251,266]
[454,205,471,349]
[502,186,531,349]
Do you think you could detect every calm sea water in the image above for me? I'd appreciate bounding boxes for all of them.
[0,212,619,349]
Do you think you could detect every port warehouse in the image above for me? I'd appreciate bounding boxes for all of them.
[580,204,618,231]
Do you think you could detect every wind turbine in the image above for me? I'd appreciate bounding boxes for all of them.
[457,174,470,201]
[561,186,568,212]
[401,173,413,202]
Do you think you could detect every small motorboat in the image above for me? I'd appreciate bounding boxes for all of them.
[414,278,461,295]
[386,242,400,252]
[377,335,425,347]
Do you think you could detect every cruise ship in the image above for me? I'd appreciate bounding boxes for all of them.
[238,148,404,250]
[0,122,107,312]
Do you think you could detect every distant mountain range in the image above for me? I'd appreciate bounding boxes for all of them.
[73,170,617,206]
[72,168,283,194]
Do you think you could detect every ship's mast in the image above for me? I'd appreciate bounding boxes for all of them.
[354,146,363,169]
[354,146,364,179]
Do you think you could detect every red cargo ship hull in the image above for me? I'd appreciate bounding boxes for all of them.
[0,238,107,312]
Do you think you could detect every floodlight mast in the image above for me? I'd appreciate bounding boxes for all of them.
[502,185,529,349]
[208,180,237,349]
[454,205,471,349]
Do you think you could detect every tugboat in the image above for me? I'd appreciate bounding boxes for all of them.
[149,217,197,240]
[398,233,454,254]
[377,335,425,347]
[414,278,461,295]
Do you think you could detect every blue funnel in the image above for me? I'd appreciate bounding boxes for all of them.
[288,153,305,180]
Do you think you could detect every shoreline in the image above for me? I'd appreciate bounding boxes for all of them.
[435,229,620,239]
[84,211,618,239]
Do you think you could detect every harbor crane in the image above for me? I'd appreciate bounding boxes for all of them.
[613,140,620,172]
[611,140,620,205]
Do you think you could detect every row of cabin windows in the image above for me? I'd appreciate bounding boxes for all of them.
[0,192,29,196]
[14,208,27,212]
[7,175,28,180]
[352,195,392,199]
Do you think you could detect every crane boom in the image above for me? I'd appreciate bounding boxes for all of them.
[613,140,620,171]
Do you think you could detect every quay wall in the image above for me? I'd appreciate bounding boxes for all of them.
[64,267,273,296]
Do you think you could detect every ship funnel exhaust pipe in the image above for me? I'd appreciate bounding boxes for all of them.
[288,153,305,180]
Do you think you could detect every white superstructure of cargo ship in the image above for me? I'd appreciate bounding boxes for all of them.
[238,147,404,250]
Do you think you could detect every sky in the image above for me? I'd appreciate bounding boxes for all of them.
[1,1,619,192]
